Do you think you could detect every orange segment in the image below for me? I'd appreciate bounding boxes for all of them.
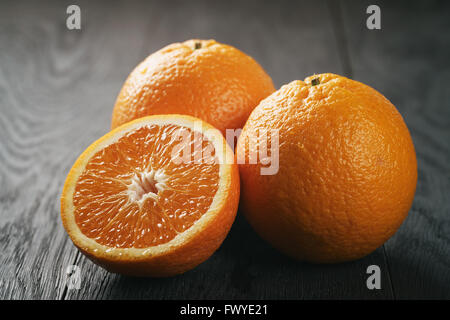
[73,124,220,248]
[61,115,239,277]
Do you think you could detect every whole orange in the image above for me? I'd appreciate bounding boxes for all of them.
[111,39,275,134]
[237,73,417,263]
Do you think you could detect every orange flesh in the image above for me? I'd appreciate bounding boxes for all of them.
[73,124,220,248]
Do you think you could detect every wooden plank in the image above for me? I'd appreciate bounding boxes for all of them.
[0,0,396,299]
[64,214,393,300]
[0,0,151,299]
[341,0,450,299]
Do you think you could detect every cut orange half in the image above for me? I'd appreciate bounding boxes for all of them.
[61,115,239,277]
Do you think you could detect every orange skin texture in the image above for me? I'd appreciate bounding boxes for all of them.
[237,73,418,263]
[111,39,275,135]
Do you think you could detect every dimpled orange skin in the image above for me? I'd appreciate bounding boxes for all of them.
[111,39,275,134]
[237,73,418,263]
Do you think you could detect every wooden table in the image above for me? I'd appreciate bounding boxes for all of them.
[1,0,449,299]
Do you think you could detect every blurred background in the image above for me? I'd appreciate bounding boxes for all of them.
[0,0,449,299]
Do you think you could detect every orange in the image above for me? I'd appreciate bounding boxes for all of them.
[111,39,275,135]
[237,73,417,263]
[61,115,239,276]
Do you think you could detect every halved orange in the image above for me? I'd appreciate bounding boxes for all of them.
[61,115,239,277]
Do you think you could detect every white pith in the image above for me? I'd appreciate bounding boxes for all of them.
[126,168,168,206]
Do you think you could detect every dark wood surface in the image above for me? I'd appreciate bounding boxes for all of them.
[0,0,449,299]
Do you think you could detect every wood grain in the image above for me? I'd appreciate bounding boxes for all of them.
[0,0,148,299]
[0,0,447,299]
